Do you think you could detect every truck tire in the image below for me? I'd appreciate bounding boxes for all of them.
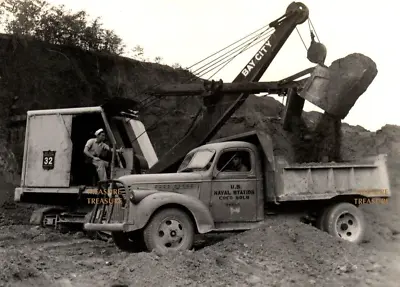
[324,202,366,244]
[143,208,194,252]
[111,231,146,252]
[316,205,332,231]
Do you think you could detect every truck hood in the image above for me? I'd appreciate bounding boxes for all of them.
[117,172,203,197]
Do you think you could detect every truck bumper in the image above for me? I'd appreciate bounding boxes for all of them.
[84,223,125,232]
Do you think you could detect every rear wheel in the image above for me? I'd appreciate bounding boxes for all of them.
[324,202,365,244]
[143,208,194,252]
[316,205,332,231]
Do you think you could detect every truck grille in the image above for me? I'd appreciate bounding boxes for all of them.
[106,198,126,223]
[90,181,128,224]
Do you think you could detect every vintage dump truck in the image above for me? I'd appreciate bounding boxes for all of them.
[84,130,391,251]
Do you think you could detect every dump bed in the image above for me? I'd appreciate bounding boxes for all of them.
[267,154,391,202]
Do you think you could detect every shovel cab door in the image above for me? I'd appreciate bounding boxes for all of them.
[21,113,73,187]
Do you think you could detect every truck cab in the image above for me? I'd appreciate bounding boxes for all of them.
[119,140,266,228]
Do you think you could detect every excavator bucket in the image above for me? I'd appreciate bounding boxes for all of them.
[299,53,378,119]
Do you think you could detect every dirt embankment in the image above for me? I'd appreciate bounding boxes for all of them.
[0,218,399,287]
[0,35,399,286]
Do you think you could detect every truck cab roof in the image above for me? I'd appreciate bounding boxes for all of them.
[194,141,257,153]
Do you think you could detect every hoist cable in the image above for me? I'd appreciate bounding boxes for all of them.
[133,21,288,145]
[181,30,277,137]
[296,27,307,50]
[140,28,275,111]
[140,22,276,109]
[193,28,274,77]
[138,26,273,110]
[140,29,276,114]
[136,30,277,143]
[308,18,320,42]
[191,26,274,75]
[187,23,272,70]
[206,31,272,79]
[200,31,276,79]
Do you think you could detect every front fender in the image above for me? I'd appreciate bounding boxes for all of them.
[128,192,215,234]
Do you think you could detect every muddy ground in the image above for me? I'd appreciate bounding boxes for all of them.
[0,213,399,287]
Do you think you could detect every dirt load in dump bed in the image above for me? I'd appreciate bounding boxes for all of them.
[0,35,399,286]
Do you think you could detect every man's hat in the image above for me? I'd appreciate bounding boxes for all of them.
[94,128,104,136]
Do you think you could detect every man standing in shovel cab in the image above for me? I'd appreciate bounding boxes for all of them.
[83,128,123,181]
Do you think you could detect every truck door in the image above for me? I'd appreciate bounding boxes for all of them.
[23,114,73,187]
[210,148,258,222]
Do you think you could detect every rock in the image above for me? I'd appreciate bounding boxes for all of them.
[325,53,378,118]
[55,279,74,287]
[245,275,262,285]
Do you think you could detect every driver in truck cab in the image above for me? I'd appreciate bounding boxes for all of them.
[227,154,248,172]
[83,128,122,181]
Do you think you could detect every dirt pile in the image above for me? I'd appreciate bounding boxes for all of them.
[95,218,399,287]
[1,218,398,287]
[0,249,41,285]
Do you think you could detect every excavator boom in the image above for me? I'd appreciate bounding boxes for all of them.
[148,2,309,173]
[148,67,314,97]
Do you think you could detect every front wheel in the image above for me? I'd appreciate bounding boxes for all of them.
[324,202,366,244]
[111,231,146,252]
[143,208,195,252]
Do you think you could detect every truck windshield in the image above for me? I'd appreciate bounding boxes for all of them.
[178,149,215,172]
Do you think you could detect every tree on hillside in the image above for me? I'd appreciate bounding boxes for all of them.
[0,0,185,67]
[0,0,125,54]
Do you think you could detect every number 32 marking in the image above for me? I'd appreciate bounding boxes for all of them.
[43,157,53,165]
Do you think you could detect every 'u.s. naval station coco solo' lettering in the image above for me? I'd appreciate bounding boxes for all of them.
[214,184,255,201]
